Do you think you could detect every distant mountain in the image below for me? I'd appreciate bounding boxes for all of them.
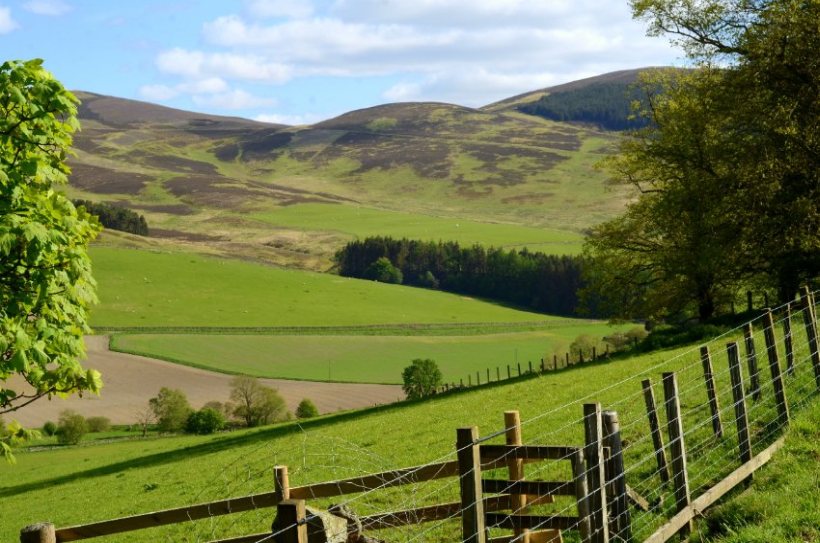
[74,91,281,133]
[66,73,647,269]
[485,68,679,131]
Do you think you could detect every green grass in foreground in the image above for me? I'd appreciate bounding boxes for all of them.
[90,247,551,327]
[3,315,817,543]
[695,400,820,543]
[110,324,628,384]
[249,203,584,254]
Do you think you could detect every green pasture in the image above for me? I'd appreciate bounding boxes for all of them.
[89,247,552,328]
[4,311,818,543]
[110,324,628,384]
[248,203,584,253]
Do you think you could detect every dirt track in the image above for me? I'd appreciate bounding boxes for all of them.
[9,336,403,427]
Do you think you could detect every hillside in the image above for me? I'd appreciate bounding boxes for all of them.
[485,67,682,131]
[66,83,633,269]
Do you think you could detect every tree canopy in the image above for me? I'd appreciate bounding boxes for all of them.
[583,1,820,320]
[401,358,442,400]
[1,59,101,459]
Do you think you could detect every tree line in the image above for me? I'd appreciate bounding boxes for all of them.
[518,80,651,131]
[335,237,589,317]
[73,199,149,236]
[582,0,820,322]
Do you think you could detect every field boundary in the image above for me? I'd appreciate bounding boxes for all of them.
[95,320,604,336]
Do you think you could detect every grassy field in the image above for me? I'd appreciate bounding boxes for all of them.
[110,324,628,384]
[3,309,818,543]
[248,203,584,254]
[90,247,553,328]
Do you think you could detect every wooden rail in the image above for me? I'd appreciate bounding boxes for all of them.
[55,461,460,541]
[642,435,786,543]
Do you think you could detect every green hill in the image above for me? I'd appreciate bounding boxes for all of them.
[67,84,633,269]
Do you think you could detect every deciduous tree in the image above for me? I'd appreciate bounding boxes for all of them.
[1,59,101,460]
[149,387,192,433]
[230,376,286,427]
[401,358,442,400]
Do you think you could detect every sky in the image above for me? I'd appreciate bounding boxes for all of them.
[0,0,682,125]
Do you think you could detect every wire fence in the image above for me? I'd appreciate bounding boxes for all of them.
[22,290,820,543]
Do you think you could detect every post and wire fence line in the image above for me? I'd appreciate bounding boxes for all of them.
[20,287,820,543]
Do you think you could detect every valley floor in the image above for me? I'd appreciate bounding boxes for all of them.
[9,336,402,427]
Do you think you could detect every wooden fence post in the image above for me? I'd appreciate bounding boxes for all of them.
[275,465,290,501]
[477,372,481,386]
[20,523,56,543]
[541,358,545,373]
[276,500,308,543]
[517,362,522,377]
[641,379,670,484]
[566,352,570,367]
[487,368,491,384]
[583,403,610,543]
[662,372,692,539]
[700,346,723,438]
[800,287,820,388]
[505,411,530,543]
[763,310,790,427]
[528,361,533,374]
[507,365,511,379]
[743,323,761,401]
[727,343,753,469]
[603,411,631,543]
[457,426,486,543]
[783,302,794,376]
[468,375,472,387]
[571,449,593,543]
[554,354,559,370]
[747,290,753,312]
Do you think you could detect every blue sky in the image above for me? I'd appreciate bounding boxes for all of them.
[0,0,681,125]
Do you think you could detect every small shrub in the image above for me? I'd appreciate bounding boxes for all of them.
[402,359,442,400]
[86,416,111,433]
[56,410,88,445]
[42,421,58,436]
[365,257,403,284]
[295,398,319,419]
[185,407,225,435]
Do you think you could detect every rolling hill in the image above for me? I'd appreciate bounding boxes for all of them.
[65,73,643,269]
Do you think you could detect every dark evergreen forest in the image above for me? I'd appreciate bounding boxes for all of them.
[335,237,591,317]
[73,200,149,236]
[518,81,648,131]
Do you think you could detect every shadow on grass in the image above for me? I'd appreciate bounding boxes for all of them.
[0,399,414,499]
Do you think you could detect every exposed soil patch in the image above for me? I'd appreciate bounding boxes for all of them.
[149,229,228,242]
[240,130,294,160]
[68,162,152,194]
[501,192,557,205]
[126,151,220,175]
[125,202,195,215]
[319,133,452,179]
[9,336,403,426]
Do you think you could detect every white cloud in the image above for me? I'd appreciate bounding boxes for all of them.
[139,78,230,101]
[247,0,313,19]
[156,47,291,83]
[255,112,325,125]
[23,0,71,16]
[145,0,679,116]
[193,89,277,110]
[0,7,18,33]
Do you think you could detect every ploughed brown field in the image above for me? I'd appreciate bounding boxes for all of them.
[9,336,403,427]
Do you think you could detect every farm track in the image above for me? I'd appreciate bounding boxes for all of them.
[9,336,403,427]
